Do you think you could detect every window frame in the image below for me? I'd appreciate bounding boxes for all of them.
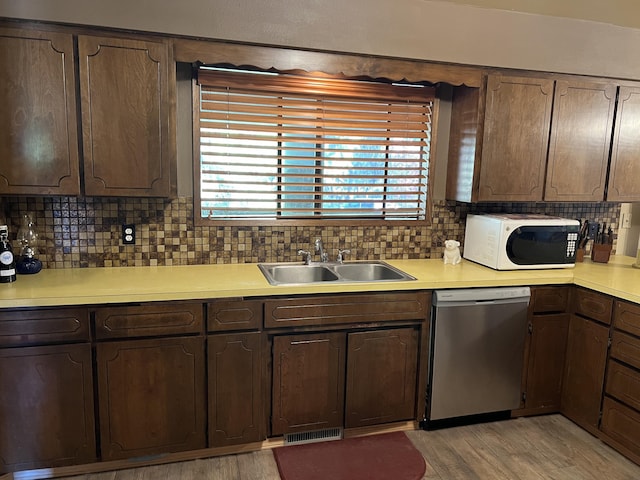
[193,69,440,227]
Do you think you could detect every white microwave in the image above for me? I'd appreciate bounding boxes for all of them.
[463,214,581,270]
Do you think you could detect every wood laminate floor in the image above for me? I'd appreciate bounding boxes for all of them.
[59,415,640,480]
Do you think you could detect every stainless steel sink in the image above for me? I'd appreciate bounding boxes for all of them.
[332,262,411,282]
[258,264,339,285]
[258,261,415,285]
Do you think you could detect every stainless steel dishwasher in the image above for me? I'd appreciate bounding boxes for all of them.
[427,287,531,422]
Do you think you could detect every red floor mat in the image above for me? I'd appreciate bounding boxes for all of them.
[273,431,426,480]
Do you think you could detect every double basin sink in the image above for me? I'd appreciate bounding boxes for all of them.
[258,261,416,285]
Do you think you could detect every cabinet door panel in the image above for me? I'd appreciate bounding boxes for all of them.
[0,344,95,473]
[545,80,616,201]
[345,328,418,428]
[531,286,569,313]
[524,313,569,411]
[94,303,203,339]
[0,308,89,347]
[79,35,173,197]
[608,86,640,201]
[96,336,206,460]
[478,75,554,201]
[208,300,263,332]
[610,330,640,371]
[606,360,640,411]
[265,291,429,328]
[614,300,640,337]
[601,397,640,458]
[573,288,613,325]
[0,27,80,195]
[208,333,263,446]
[272,332,346,435]
[561,315,609,430]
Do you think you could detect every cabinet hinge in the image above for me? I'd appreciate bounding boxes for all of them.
[522,391,527,402]
[528,322,533,334]
[598,411,603,428]
[608,337,612,349]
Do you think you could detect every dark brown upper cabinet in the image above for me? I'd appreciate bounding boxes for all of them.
[0,27,81,195]
[447,73,625,203]
[608,86,640,202]
[545,80,617,201]
[477,75,554,202]
[78,35,175,197]
[447,74,553,202]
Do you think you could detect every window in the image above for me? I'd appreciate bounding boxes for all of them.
[195,68,435,224]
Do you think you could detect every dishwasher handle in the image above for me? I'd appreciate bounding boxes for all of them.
[433,287,531,306]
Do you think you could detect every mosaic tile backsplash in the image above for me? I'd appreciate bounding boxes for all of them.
[0,196,622,269]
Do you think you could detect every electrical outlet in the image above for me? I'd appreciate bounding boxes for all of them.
[122,224,135,245]
[622,212,633,229]
[588,222,599,240]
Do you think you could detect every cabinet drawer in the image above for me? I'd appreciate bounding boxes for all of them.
[606,360,640,411]
[94,303,203,339]
[264,291,430,329]
[601,396,640,456]
[0,308,89,347]
[572,288,613,325]
[207,299,263,332]
[614,301,640,337]
[531,286,569,313]
[611,330,640,371]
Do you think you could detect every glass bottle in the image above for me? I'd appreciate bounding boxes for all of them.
[16,213,42,274]
[0,225,16,283]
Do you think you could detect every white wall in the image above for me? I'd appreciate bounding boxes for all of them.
[618,203,640,256]
[2,0,640,80]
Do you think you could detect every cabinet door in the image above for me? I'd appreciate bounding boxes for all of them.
[0,344,95,473]
[523,313,569,412]
[561,315,609,431]
[208,332,263,446]
[545,80,616,201]
[96,336,206,460]
[0,27,80,195]
[608,86,640,201]
[78,35,174,197]
[478,74,554,201]
[345,328,418,428]
[272,332,346,435]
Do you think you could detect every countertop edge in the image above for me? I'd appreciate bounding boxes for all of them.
[0,257,636,308]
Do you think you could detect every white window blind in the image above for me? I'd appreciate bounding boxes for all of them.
[196,69,435,222]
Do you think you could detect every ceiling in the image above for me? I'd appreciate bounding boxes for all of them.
[432,0,640,29]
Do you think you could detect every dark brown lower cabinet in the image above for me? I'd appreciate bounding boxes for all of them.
[521,313,569,412]
[271,332,346,435]
[0,344,96,473]
[601,397,640,456]
[208,332,263,446]
[96,336,206,460]
[561,315,609,431]
[345,328,418,428]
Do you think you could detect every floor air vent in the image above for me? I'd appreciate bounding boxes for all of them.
[284,427,343,445]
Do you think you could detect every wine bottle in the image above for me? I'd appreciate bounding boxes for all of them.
[0,225,17,283]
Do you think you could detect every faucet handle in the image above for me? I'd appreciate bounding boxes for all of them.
[337,249,351,264]
[298,249,312,265]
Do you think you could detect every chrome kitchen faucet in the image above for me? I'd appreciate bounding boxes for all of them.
[315,238,328,263]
